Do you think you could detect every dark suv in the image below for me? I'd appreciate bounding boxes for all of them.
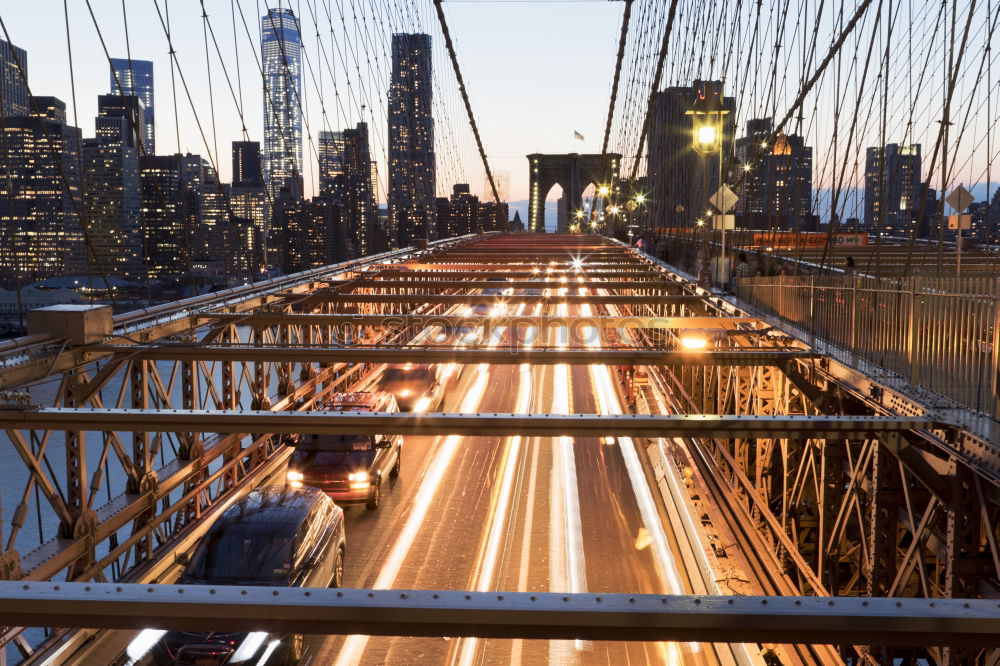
[286,392,403,510]
[147,486,346,665]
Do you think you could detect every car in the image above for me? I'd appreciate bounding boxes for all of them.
[286,392,403,510]
[144,486,346,666]
[380,363,445,412]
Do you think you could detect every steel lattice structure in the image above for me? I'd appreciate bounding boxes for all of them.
[0,233,997,666]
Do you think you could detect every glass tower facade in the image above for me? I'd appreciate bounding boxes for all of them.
[0,38,28,118]
[261,8,303,203]
[864,144,923,236]
[388,33,436,248]
[318,130,345,200]
[109,58,154,155]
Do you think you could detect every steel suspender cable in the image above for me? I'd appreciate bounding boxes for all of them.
[431,0,506,231]
[627,0,680,183]
[602,0,634,158]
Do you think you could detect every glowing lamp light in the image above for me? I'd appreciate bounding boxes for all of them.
[686,86,729,155]
[679,335,708,350]
[598,185,610,197]
[696,125,716,146]
[634,193,646,204]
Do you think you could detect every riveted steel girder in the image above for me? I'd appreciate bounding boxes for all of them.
[0,409,932,438]
[92,345,818,366]
[301,294,706,305]
[192,313,751,329]
[2,583,998,647]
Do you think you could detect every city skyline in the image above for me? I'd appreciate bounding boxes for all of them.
[0,1,621,205]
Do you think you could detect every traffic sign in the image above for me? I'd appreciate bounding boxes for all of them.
[945,184,974,213]
[709,184,739,213]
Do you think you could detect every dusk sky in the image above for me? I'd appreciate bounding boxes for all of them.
[0,0,622,211]
[2,1,995,226]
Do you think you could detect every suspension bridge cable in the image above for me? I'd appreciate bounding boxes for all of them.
[431,0,506,230]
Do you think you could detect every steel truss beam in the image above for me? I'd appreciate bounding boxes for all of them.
[2,583,997,647]
[346,279,684,290]
[297,294,706,305]
[193,313,751,329]
[367,270,669,279]
[0,409,932,438]
[93,346,817,365]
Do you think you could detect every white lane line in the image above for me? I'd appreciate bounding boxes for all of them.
[581,300,685,663]
[456,358,533,666]
[551,300,588,660]
[509,436,540,666]
[333,363,493,666]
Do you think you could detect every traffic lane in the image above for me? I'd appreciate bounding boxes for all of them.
[306,363,520,665]
[461,364,555,666]
[570,362,686,666]
[327,362,490,590]
[362,362,520,665]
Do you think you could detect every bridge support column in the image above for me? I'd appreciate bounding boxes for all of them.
[943,463,987,665]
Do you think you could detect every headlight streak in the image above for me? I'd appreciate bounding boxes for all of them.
[125,628,166,662]
[334,335,499,666]
[230,631,268,663]
[254,639,281,666]
[582,300,685,663]
[456,356,533,666]
[553,301,588,655]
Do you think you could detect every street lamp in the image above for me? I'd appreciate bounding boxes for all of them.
[685,84,730,288]
[687,92,726,155]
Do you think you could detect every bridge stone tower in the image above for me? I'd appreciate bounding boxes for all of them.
[527,153,621,232]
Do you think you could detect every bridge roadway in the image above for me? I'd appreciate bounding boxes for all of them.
[11,232,984,666]
[303,296,749,666]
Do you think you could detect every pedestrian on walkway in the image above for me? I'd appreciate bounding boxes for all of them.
[731,251,750,292]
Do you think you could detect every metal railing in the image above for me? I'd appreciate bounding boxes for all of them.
[736,274,1000,421]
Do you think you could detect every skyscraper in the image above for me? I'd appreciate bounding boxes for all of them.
[342,122,384,257]
[0,38,28,118]
[734,118,813,230]
[231,142,267,269]
[81,97,143,279]
[109,58,154,155]
[317,130,344,200]
[388,33,436,248]
[261,7,303,201]
[232,141,265,188]
[96,94,145,151]
[864,144,923,236]
[139,155,184,279]
[646,81,734,230]
[0,96,82,283]
[436,184,479,239]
